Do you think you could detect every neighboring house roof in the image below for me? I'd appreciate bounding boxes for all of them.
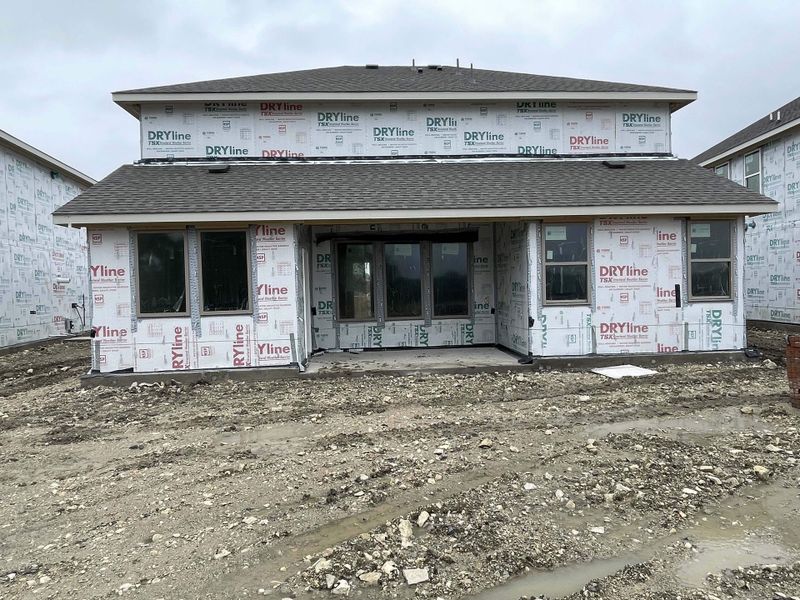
[52,159,775,226]
[694,95,800,165]
[115,65,694,95]
[0,128,96,187]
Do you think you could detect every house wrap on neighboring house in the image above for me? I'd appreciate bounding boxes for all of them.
[52,65,777,374]
[694,96,800,326]
[1,129,94,349]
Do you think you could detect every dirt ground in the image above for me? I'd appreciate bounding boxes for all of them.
[1,329,799,600]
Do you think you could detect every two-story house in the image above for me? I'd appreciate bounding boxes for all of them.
[1,128,94,349]
[52,65,777,373]
[694,95,800,327]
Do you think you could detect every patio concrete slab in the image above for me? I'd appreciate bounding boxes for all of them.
[304,346,525,377]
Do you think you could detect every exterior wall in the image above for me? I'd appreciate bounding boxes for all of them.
[528,216,746,356]
[711,128,800,325]
[88,223,303,373]
[0,144,89,348]
[494,221,529,354]
[310,223,495,350]
[140,101,671,159]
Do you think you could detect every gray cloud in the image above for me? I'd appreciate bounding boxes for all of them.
[1,0,797,180]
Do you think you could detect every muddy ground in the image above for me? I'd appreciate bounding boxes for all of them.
[1,329,799,600]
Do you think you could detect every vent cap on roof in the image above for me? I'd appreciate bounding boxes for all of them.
[208,165,230,174]
[365,64,379,69]
[602,161,626,169]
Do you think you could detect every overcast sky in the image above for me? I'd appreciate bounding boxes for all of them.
[1,0,798,181]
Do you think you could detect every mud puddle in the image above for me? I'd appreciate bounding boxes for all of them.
[473,483,800,599]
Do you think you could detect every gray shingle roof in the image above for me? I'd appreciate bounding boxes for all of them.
[53,159,775,218]
[115,65,694,95]
[693,95,800,164]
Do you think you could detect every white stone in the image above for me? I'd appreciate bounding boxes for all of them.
[398,519,414,547]
[417,511,430,527]
[213,548,231,560]
[682,488,698,495]
[478,438,493,449]
[523,482,536,491]
[589,526,605,534]
[332,579,351,595]
[766,444,782,453]
[313,558,332,573]
[381,560,398,575]
[359,571,381,585]
[403,568,430,585]
[243,516,258,525]
[754,465,771,480]
[325,574,336,588]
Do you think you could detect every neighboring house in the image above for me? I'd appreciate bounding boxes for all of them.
[694,96,800,326]
[1,129,94,349]
[52,65,776,374]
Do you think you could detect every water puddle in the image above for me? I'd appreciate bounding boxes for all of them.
[473,484,800,599]
[677,539,790,587]
[471,553,647,600]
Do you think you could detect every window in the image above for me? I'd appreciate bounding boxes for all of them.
[384,243,422,318]
[334,239,472,322]
[714,163,730,179]
[200,231,250,313]
[543,223,589,304]
[689,221,732,300]
[337,243,374,320]
[432,242,469,317]
[137,231,187,315]
[744,150,761,192]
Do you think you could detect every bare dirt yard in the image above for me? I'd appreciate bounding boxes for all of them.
[1,331,799,600]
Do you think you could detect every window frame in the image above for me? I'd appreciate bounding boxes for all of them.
[687,219,734,302]
[334,241,377,323]
[431,241,473,320]
[134,229,191,318]
[744,150,761,192]
[713,162,730,178]
[197,228,253,316]
[541,222,592,306]
[382,242,424,321]
[332,239,474,323]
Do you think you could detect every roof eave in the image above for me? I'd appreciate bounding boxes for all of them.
[112,90,697,118]
[52,201,774,228]
[697,117,800,166]
[0,129,97,187]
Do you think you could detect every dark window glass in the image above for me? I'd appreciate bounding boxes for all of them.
[337,244,374,320]
[201,231,250,312]
[433,242,469,317]
[137,232,186,314]
[545,265,588,303]
[746,175,761,192]
[691,262,731,298]
[690,222,731,259]
[689,221,732,299]
[714,163,729,178]
[385,243,422,318]
[744,151,760,192]
[544,224,588,262]
[544,224,589,303]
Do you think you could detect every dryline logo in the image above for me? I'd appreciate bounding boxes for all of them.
[599,265,649,282]
[369,326,383,348]
[90,265,126,279]
[260,102,303,114]
[569,135,609,150]
[621,113,662,127]
[373,126,415,141]
[657,343,678,353]
[599,322,649,340]
[258,283,289,298]
[316,252,331,271]
[464,131,504,145]
[171,326,189,369]
[255,224,287,240]
[415,325,429,347]
[256,341,291,359]
[518,145,557,155]
[516,101,557,112]
[147,131,191,145]
[206,145,249,156]
[232,324,251,367]
[746,287,766,297]
[656,286,676,300]
[771,308,792,320]
[92,325,128,338]
[426,117,457,132]
[317,112,359,126]
[770,274,791,284]
[262,149,304,158]
[706,309,723,350]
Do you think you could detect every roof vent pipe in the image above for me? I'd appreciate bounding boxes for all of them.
[769,113,773,121]
[365,64,379,69]
[777,110,781,121]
